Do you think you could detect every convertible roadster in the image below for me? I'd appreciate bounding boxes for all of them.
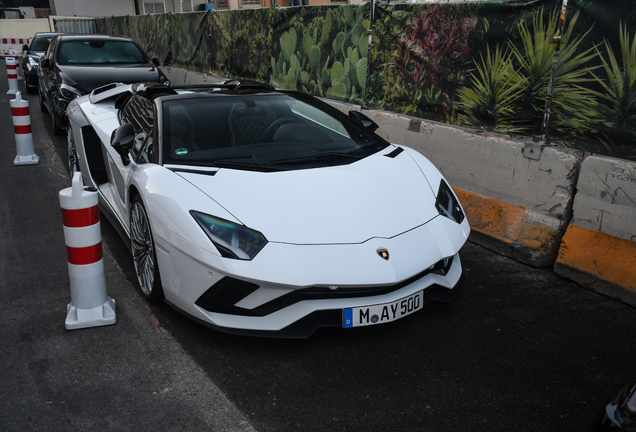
[66,81,470,337]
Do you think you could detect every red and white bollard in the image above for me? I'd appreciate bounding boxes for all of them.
[11,91,39,165]
[6,56,19,95]
[60,172,116,330]
[8,49,22,80]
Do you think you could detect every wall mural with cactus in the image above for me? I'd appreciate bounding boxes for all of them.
[269,5,370,103]
[93,0,636,161]
[210,8,273,80]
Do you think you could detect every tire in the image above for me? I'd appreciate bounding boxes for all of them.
[66,126,79,177]
[130,196,164,303]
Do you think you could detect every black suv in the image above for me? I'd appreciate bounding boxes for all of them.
[38,34,168,135]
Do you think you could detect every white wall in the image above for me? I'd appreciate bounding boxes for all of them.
[51,0,135,17]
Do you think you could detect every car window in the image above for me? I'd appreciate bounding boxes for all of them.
[1,9,21,19]
[57,40,148,65]
[120,95,155,163]
[30,35,53,52]
[44,37,57,62]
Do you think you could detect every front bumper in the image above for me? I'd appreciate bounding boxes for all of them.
[174,277,464,338]
[24,70,38,89]
[151,210,470,337]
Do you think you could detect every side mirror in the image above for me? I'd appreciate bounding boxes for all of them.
[111,123,135,165]
[349,110,379,132]
[40,58,50,68]
[152,57,160,66]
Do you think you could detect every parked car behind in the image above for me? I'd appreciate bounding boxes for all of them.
[38,34,167,135]
[21,32,62,94]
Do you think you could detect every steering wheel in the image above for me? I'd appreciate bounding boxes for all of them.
[263,117,296,141]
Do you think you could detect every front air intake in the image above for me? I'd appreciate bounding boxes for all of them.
[195,277,260,315]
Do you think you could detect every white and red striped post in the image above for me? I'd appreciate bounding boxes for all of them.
[11,91,39,165]
[8,49,22,80]
[60,172,116,330]
[6,56,19,95]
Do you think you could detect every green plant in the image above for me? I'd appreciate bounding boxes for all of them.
[369,4,480,122]
[270,5,370,103]
[509,8,600,139]
[588,23,636,155]
[457,45,523,131]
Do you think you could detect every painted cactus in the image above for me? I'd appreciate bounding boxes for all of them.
[270,4,371,104]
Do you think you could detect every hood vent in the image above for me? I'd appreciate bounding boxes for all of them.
[384,147,404,158]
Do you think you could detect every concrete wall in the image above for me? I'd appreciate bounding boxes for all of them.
[555,156,636,306]
[158,66,636,306]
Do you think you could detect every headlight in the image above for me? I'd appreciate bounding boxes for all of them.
[435,179,465,224]
[27,57,38,70]
[60,83,82,100]
[191,211,267,260]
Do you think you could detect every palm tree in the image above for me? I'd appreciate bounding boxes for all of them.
[456,45,524,132]
[508,8,600,141]
[588,23,636,159]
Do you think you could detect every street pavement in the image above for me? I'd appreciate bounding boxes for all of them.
[1,59,636,432]
[0,60,255,431]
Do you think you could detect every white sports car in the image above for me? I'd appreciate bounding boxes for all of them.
[66,81,470,337]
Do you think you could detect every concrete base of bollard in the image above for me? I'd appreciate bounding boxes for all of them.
[14,154,39,165]
[65,297,116,330]
[6,88,18,95]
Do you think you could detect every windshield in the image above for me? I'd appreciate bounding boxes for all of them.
[30,35,54,52]
[57,40,148,65]
[161,92,388,171]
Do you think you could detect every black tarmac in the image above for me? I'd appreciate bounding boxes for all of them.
[1,59,635,432]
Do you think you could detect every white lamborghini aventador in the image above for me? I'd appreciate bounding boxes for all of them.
[66,80,470,337]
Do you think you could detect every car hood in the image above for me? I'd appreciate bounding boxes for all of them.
[178,149,441,244]
[58,64,163,94]
[27,52,44,61]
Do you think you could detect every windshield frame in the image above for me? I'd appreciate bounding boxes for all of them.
[158,90,390,172]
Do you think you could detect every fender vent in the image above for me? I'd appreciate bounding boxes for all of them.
[81,126,108,184]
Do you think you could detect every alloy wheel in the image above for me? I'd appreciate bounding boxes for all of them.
[130,199,159,299]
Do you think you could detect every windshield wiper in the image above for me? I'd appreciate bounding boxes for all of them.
[270,151,360,165]
[213,160,285,172]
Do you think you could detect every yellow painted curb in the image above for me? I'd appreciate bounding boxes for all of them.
[453,188,559,266]
[556,225,636,292]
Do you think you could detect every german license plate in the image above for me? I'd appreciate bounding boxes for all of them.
[343,291,423,328]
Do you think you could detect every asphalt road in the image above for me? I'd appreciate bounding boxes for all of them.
[1,59,635,432]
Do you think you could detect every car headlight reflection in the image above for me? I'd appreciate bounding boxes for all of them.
[191,211,267,260]
[27,57,38,71]
[435,179,465,224]
[60,83,82,100]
